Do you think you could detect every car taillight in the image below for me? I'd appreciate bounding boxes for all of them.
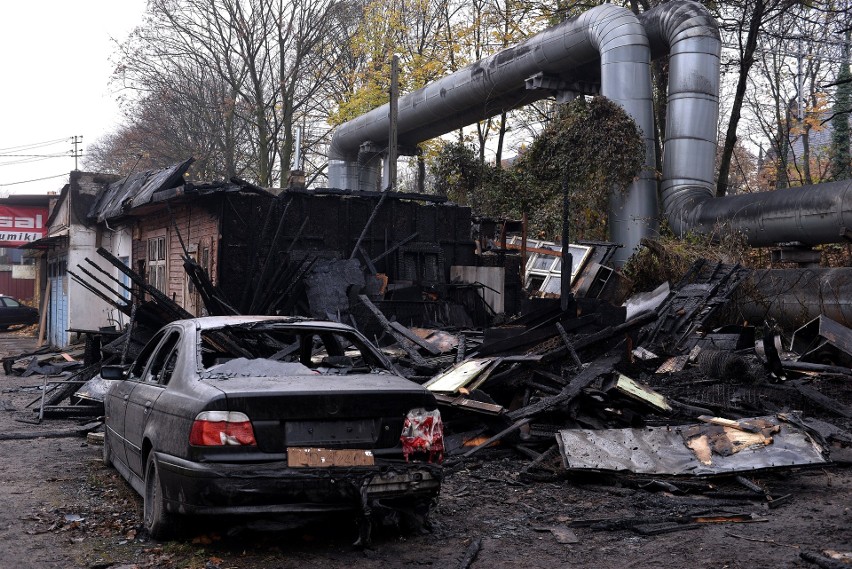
[400,408,444,463]
[189,411,257,446]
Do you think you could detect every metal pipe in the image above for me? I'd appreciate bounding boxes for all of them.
[329,0,852,263]
[329,5,657,262]
[729,268,852,330]
[642,1,852,249]
[639,1,721,237]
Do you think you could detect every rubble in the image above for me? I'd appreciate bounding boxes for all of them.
[6,207,851,549]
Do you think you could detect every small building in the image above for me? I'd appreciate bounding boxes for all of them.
[26,171,121,346]
[0,194,50,303]
[29,159,493,348]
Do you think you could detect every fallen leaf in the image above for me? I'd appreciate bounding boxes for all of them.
[549,525,579,544]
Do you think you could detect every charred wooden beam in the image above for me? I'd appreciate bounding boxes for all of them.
[238,194,291,309]
[358,294,427,365]
[389,321,442,355]
[249,211,303,314]
[433,393,505,416]
[84,259,135,298]
[263,255,318,315]
[371,232,418,264]
[542,312,657,363]
[508,355,620,421]
[68,270,131,314]
[461,418,532,458]
[97,247,191,320]
[457,537,483,569]
[349,191,388,260]
[556,322,583,367]
[790,380,852,418]
[476,314,597,357]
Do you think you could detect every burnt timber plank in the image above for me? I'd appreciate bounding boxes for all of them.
[508,355,620,421]
[358,294,427,365]
[790,380,852,418]
[389,321,442,355]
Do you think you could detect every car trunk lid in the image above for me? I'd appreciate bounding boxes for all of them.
[203,373,435,453]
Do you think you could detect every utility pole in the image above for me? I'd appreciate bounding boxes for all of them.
[796,37,804,121]
[70,135,83,171]
[387,55,399,192]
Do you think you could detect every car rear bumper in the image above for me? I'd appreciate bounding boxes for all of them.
[154,452,442,516]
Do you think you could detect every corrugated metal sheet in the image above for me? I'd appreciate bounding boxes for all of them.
[88,159,193,222]
[556,415,828,476]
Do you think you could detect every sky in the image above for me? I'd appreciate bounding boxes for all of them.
[0,0,147,196]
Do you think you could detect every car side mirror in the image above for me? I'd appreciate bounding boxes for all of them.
[101,365,128,380]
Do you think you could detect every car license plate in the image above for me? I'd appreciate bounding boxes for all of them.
[287,447,375,467]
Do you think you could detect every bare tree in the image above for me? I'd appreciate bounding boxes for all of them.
[99,0,351,187]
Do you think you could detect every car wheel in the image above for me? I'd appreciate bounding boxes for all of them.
[102,430,112,467]
[143,453,177,540]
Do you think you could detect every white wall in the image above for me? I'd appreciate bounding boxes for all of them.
[450,266,505,314]
[67,223,133,333]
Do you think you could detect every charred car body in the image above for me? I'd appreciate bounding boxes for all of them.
[102,316,443,540]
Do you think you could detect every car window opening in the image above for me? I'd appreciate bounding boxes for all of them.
[199,327,386,377]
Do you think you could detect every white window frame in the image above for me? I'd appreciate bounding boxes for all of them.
[147,236,167,293]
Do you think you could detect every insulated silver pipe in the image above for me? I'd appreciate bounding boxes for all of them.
[643,1,852,248]
[730,268,852,330]
[639,1,721,237]
[329,0,852,263]
[328,5,657,262]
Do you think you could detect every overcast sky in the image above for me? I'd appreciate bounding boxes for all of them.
[0,1,147,196]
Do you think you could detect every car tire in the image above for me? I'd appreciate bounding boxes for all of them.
[144,453,177,540]
[102,430,112,467]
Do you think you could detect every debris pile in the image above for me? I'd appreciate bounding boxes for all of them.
[8,235,852,495]
[371,258,852,488]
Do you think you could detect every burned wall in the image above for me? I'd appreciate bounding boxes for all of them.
[217,192,476,310]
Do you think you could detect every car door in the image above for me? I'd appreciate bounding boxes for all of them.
[106,330,167,470]
[124,330,182,477]
[104,375,136,469]
[0,297,23,326]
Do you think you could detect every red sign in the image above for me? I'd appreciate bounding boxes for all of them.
[0,205,48,247]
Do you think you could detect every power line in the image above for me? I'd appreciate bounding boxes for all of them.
[0,137,68,153]
[0,156,60,167]
[0,153,72,158]
[0,173,68,187]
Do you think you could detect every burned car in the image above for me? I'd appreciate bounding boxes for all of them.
[102,316,443,540]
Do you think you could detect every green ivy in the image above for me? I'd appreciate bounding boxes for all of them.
[430,96,645,241]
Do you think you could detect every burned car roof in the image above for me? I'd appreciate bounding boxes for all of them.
[178,315,358,332]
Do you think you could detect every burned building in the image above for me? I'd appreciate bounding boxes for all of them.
[26,159,502,349]
[217,187,501,328]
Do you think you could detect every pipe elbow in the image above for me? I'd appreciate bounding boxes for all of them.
[663,185,713,237]
[583,5,649,54]
[640,0,720,51]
